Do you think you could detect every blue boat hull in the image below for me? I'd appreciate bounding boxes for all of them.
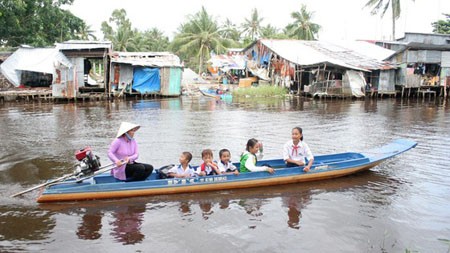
[199,88,232,100]
[37,139,417,203]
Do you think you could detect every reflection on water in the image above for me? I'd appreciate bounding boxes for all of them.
[178,201,193,218]
[1,97,450,252]
[110,204,146,245]
[199,200,214,220]
[77,209,103,240]
[239,198,264,221]
[282,193,311,230]
[25,170,393,246]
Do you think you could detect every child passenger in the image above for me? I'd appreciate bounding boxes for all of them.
[240,138,274,174]
[168,152,196,178]
[217,149,239,175]
[283,126,314,172]
[197,149,221,176]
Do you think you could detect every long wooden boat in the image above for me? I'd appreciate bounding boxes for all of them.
[36,139,417,203]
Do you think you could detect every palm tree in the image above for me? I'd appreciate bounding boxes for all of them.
[285,4,321,40]
[260,24,278,39]
[129,32,149,52]
[143,28,169,51]
[78,24,97,41]
[126,28,169,52]
[111,27,135,51]
[221,18,241,41]
[171,6,232,74]
[241,8,264,41]
[101,9,135,51]
[365,0,414,40]
[260,24,289,39]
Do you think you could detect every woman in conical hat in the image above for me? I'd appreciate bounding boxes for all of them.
[108,122,153,181]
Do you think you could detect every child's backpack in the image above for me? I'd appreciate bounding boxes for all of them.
[156,164,175,179]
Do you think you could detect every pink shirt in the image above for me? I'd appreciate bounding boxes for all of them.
[108,137,139,180]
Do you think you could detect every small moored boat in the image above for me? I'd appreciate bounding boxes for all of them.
[36,139,417,203]
[199,88,232,100]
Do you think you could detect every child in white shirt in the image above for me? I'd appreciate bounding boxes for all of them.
[196,149,221,176]
[217,149,239,175]
[168,152,196,178]
[283,127,314,172]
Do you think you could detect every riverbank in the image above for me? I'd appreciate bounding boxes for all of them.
[1,83,448,103]
[0,87,180,103]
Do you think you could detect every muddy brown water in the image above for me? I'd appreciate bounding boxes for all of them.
[0,97,449,252]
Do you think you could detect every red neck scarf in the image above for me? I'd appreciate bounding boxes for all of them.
[292,144,299,156]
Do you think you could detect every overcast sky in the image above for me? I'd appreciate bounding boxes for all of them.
[67,0,449,41]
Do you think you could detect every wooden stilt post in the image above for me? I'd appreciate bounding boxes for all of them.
[298,67,302,96]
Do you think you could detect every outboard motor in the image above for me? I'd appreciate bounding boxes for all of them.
[74,147,101,178]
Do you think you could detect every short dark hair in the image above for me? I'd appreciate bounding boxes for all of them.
[182,151,193,162]
[201,149,213,158]
[219,149,230,158]
[246,138,259,151]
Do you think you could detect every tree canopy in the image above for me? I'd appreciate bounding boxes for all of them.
[0,0,87,47]
[101,9,169,52]
[432,14,450,34]
[285,4,321,40]
[241,8,264,41]
[364,0,415,40]
[260,24,289,39]
[101,9,135,51]
[171,6,234,74]
[95,6,323,71]
[0,3,328,71]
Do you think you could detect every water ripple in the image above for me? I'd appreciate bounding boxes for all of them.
[1,98,450,251]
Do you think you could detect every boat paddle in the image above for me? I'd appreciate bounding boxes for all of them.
[10,162,117,198]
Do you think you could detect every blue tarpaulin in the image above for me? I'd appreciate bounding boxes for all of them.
[132,68,160,93]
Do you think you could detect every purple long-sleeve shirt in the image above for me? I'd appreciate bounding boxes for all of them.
[108,137,139,180]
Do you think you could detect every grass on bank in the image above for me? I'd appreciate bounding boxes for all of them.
[232,85,288,97]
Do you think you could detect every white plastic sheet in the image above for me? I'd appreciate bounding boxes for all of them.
[0,47,72,87]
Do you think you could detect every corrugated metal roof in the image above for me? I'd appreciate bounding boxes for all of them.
[111,52,182,67]
[255,39,395,71]
[208,54,246,69]
[55,40,112,50]
[406,42,450,51]
[332,40,396,61]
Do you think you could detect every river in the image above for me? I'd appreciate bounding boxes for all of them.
[0,96,449,252]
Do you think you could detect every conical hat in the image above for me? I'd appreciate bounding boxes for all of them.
[116,122,140,138]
